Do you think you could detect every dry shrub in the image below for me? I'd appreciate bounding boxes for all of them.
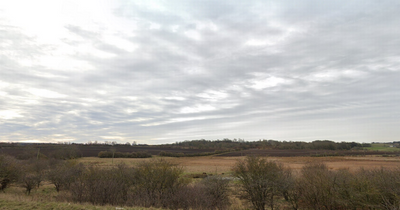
[362,167,400,209]
[162,184,208,210]
[292,163,400,210]
[19,172,40,195]
[0,155,20,192]
[47,160,85,192]
[232,156,288,210]
[129,159,185,208]
[200,175,231,210]
[69,163,134,206]
[297,163,337,209]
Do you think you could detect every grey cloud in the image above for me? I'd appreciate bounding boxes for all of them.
[1,0,400,143]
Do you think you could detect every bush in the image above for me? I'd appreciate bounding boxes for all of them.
[367,167,400,209]
[129,159,186,208]
[47,160,85,192]
[0,155,20,192]
[19,170,41,195]
[69,163,134,205]
[18,159,49,194]
[296,163,338,209]
[201,175,231,210]
[232,156,287,210]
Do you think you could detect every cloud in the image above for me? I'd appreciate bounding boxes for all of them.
[1,0,400,143]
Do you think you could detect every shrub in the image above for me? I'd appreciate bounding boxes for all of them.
[297,163,336,209]
[0,155,20,192]
[19,170,41,195]
[232,156,287,210]
[367,167,400,209]
[130,159,186,208]
[47,160,85,192]
[69,163,134,205]
[201,175,231,210]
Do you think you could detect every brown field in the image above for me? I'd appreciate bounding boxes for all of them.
[217,149,400,157]
[79,155,400,174]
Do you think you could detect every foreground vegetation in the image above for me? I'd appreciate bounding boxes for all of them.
[2,154,400,210]
[0,197,162,210]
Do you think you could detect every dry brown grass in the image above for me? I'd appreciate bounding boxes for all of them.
[77,155,400,174]
[0,184,163,210]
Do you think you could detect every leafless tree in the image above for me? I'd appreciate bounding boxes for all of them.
[232,156,287,210]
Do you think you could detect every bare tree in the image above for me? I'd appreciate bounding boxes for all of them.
[47,160,84,192]
[131,159,185,207]
[0,155,19,192]
[232,156,287,210]
[201,175,231,210]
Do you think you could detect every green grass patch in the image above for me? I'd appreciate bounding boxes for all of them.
[363,143,400,152]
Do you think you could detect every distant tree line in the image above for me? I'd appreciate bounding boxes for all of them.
[163,139,371,150]
[0,140,375,160]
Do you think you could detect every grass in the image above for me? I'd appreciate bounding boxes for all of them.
[77,155,400,175]
[0,200,162,210]
[0,199,150,210]
[0,186,163,210]
[363,143,400,152]
[77,156,242,174]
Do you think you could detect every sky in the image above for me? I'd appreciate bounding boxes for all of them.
[1,0,400,144]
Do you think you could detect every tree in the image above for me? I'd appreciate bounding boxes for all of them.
[0,155,19,192]
[19,170,40,195]
[201,175,231,210]
[132,159,185,207]
[232,156,287,210]
[47,160,84,192]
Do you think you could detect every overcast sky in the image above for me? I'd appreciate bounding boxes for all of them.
[1,0,400,144]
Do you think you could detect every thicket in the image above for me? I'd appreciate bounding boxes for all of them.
[2,154,400,210]
[0,155,231,209]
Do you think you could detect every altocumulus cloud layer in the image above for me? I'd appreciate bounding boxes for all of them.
[1,0,400,144]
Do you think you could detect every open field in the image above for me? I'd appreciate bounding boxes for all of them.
[363,143,400,152]
[217,148,400,157]
[78,155,400,174]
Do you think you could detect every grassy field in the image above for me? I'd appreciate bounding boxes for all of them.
[362,143,400,152]
[77,155,400,174]
[0,186,163,210]
[0,199,161,210]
